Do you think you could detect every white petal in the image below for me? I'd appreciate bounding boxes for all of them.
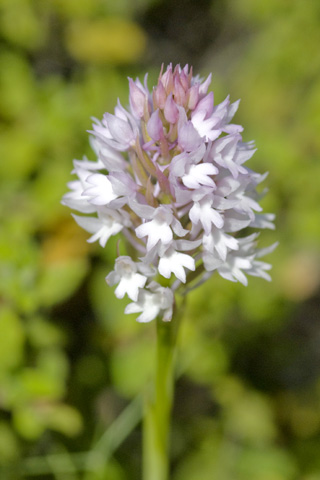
[208,208,224,229]
[136,305,159,323]
[158,223,173,246]
[158,257,172,279]
[126,274,147,301]
[84,174,117,205]
[129,199,155,219]
[215,237,228,261]
[135,221,152,239]
[125,302,143,315]
[232,268,248,286]
[217,267,237,282]
[137,219,173,250]
[250,213,276,230]
[105,113,135,145]
[115,278,131,299]
[223,211,251,232]
[203,252,224,271]
[178,252,195,271]
[72,214,102,234]
[173,264,186,283]
[189,202,201,225]
[105,271,119,286]
[172,218,188,237]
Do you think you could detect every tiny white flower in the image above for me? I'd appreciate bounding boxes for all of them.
[182,163,217,189]
[125,284,174,323]
[72,208,127,247]
[83,173,118,206]
[135,206,187,251]
[210,134,248,178]
[106,256,147,301]
[203,228,239,261]
[158,246,195,283]
[207,235,278,285]
[62,168,98,213]
[98,145,128,172]
[250,213,276,230]
[215,175,263,219]
[191,110,221,141]
[189,195,224,234]
[217,254,253,286]
[136,218,172,250]
[62,179,96,214]
[92,102,139,152]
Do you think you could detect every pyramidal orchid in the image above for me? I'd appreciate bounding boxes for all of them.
[62,63,277,480]
[62,64,276,322]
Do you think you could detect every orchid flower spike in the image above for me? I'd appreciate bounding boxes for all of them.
[62,64,277,322]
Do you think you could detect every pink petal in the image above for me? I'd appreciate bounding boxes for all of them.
[129,78,146,118]
[164,94,179,123]
[178,121,202,152]
[147,109,163,141]
[105,113,135,145]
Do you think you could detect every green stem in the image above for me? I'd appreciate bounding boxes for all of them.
[143,313,180,480]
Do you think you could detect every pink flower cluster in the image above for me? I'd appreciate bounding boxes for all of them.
[62,64,276,322]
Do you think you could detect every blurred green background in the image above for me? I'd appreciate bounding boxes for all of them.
[0,0,320,478]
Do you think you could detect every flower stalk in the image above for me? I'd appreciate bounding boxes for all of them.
[143,313,180,480]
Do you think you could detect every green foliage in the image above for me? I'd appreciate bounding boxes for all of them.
[65,18,147,64]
